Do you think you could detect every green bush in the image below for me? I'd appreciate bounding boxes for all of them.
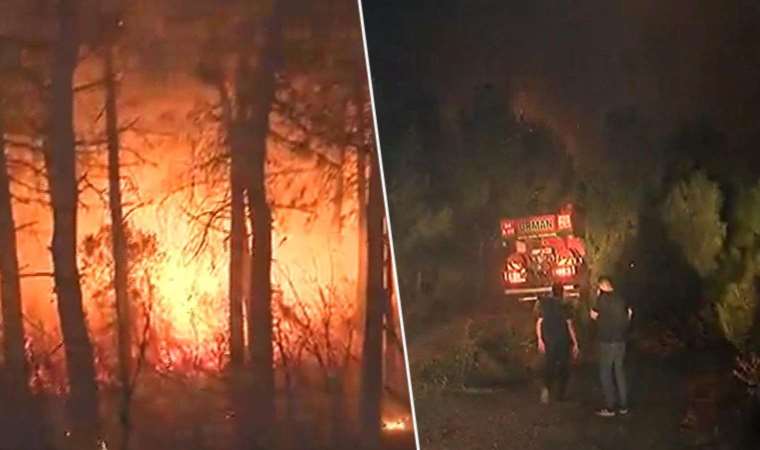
[660,171,726,278]
[471,317,534,355]
[412,319,533,392]
[412,341,476,391]
[716,278,758,349]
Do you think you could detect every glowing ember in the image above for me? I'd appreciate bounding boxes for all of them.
[382,416,410,432]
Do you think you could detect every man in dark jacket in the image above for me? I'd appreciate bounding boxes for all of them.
[590,276,633,417]
[536,283,580,403]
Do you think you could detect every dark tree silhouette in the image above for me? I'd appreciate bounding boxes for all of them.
[0,112,29,407]
[356,117,369,327]
[45,0,100,446]
[195,19,250,369]
[220,64,252,369]
[103,40,136,450]
[361,143,386,448]
[238,0,288,436]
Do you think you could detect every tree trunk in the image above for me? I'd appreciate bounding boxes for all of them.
[361,146,385,449]
[0,115,29,401]
[224,84,246,368]
[46,1,100,446]
[104,43,134,449]
[229,157,246,367]
[240,0,286,439]
[247,110,276,437]
[242,220,251,349]
[355,97,368,337]
[332,144,345,230]
[0,127,47,449]
[383,242,404,399]
[104,43,131,385]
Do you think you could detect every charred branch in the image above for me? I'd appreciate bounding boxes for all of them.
[18,271,54,278]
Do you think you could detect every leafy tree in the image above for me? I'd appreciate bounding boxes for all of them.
[722,181,760,348]
[387,128,454,301]
[716,277,757,349]
[386,83,576,320]
[660,171,726,278]
[729,181,760,252]
[579,177,640,290]
[577,106,661,292]
[660,171,760,349]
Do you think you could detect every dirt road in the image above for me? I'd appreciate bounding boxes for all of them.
[407,304,757,450]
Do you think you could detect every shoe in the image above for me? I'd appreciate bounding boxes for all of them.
[595,408,616,417]
[540,387,550,404]
[618,408,629,416]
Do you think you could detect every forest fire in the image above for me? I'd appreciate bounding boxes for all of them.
[18,121,363,389]
[87,195,232,375]
[0,2,415,449]
[0,27,378,392]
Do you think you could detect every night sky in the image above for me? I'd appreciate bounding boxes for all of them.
[363,0,760,172]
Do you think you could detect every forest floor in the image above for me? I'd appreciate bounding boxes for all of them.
[407,297,760,450]
[0,370,416,450]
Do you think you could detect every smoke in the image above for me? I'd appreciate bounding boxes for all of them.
[374,0,760,156]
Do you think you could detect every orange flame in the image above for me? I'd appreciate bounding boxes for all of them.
[13,71,363,392]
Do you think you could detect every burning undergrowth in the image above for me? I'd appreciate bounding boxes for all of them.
[22,214,362,393]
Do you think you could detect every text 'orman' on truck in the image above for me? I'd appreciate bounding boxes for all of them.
[500,204,587,302]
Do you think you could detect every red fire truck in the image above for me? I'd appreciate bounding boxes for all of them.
[500,204,587,302]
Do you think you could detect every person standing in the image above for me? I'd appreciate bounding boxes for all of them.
[536,283,580,403]
[590,276,633,417]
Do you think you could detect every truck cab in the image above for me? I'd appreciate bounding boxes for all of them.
[500,204,587,302]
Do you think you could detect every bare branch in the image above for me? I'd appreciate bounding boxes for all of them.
[8,173,47,194]
[14,221,37,231]
[6,156,45,176]
[19,272,54,279]
[74,118,140,149]
[123,199,153,222]
[73,78,106,93]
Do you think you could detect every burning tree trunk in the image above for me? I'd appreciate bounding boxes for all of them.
[240,0,287,436]
[0,115,29,395]
[45,0,100,446]
[361,146,386,449]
